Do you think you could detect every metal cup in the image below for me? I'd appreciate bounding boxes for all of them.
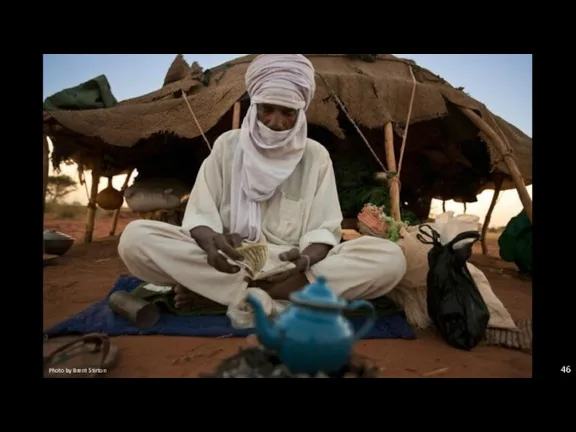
[108,291,160,329]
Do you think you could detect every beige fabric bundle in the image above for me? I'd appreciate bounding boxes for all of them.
[387,226,517,331]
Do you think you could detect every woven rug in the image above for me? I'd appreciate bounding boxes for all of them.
[484,318,532,352]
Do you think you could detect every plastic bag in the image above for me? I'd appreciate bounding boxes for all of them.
[417,224,490,350]
[498,210,532,275]
[432,212,480,249]
[441,214,480,249]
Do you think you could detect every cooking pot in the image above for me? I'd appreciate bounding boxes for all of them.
[44,230,74,256]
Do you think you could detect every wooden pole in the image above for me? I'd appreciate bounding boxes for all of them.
[84,159,101,243]
[384,123,401,221]
[43,135,50,206]
[109,169,134,236]
[232,102,241,129]
[458,106,532,223]
[481,177,503,255]
[43,135,49,257]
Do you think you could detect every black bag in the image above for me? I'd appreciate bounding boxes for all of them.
[417,224,490,350]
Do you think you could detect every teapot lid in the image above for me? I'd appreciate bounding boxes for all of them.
[290,276,346,310]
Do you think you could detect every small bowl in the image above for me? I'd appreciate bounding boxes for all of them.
[43,230,75,256]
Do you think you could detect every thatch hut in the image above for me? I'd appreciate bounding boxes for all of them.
[43,54,532,246]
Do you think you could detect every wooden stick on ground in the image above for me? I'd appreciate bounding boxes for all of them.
[458,106,532,223]
[481,177,503,255]
[109,169,134,236]
[384,123,401,221]
[84,158,101,243]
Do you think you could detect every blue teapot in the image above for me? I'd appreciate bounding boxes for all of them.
[246,275,376,375]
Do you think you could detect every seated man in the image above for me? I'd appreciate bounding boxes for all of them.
[118,54,407,311]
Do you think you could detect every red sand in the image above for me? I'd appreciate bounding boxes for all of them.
[43,216,532,378]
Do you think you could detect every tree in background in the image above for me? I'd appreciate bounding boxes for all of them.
[46,174,77,203]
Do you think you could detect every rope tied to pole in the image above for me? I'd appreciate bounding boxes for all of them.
[181,90,212,152]
[316,65,418,189]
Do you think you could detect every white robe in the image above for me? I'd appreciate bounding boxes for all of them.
[182,129,342,250]
[118,130,407,326]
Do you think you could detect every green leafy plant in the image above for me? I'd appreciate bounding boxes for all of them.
[332,151,421,224]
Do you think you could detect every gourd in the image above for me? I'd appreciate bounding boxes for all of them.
[96,177,124,210]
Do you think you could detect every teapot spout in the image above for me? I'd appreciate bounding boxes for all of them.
[246,293,282,351]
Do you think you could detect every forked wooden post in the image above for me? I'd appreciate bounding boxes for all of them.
[384,122,401,221]
[232,101,241,129]
[84,159,101,243]
[481,177,503,255]
[458,106,532,223]
[109,169,134,236]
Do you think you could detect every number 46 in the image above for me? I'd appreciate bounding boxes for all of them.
[561,366,571,373]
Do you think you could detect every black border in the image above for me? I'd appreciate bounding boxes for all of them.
[32,51,573,392]
[531,54,574,379]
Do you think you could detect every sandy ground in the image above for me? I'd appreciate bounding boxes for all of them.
[43,214,532,378]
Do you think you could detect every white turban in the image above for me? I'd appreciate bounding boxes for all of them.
[230,54,316,243]
[245,54,316,111]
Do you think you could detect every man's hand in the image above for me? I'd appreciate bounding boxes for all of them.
[251,243,333,285]
[257,248,309,284]
[190,226,244,274]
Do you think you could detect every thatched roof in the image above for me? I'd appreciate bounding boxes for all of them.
[43,54,532,193]
[117,54,205,106]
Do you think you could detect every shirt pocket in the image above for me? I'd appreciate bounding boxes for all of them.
[266,193,305,245]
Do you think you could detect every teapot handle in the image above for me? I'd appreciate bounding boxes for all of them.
[346,300,376,340]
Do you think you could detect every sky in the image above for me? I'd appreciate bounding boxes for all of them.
[43,54,532,227]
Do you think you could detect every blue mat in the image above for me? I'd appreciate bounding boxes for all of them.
[45,275,416,339]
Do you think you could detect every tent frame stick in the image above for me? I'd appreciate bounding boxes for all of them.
[457,106,532,223]
[481,177,503,255]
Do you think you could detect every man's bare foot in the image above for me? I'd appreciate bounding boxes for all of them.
[173,284,221,310]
